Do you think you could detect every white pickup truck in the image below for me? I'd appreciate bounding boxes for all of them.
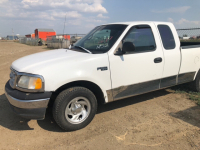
[5,21,200,131]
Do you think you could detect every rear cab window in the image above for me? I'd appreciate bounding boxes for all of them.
[157,25,176,50]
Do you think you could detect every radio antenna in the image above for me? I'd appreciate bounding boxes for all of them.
[63,13,67,36]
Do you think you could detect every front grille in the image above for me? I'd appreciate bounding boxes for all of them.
[9,69,17,88]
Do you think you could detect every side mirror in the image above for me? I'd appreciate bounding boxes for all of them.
[122,42,135,53]
[114,48,125,55]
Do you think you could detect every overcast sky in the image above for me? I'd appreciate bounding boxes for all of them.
[0,0,200,37]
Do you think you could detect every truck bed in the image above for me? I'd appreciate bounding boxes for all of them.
[181,41,200,49]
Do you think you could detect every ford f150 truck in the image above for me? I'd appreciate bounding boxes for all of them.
[5,22,200,131]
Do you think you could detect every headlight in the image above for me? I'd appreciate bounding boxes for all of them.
[17,76,43,90]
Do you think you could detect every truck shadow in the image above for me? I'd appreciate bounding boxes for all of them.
[97,89,170,114]
[0,93,63,132]
[169,106,200,128]
[0,94,33,130]
[169,84,200,128]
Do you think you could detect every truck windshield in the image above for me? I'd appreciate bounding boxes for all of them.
[72,24,128,54]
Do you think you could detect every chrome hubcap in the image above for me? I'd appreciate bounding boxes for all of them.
[65,97,91,124]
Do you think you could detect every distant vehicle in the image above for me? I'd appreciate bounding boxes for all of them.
[183,37,190,40]
[5,21,200,131]
[70,36,82,44]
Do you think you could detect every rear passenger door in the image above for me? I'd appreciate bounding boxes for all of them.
[155,23,181,87]
[109,23,164,101]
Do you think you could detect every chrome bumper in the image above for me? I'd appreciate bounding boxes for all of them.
[5,91,50,109]
[5,81,52,120]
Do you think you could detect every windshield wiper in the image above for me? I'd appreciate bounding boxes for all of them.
[74,46,92,54]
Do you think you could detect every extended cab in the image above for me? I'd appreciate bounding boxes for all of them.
[5,22,200,131]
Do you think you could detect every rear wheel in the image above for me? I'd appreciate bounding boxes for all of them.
[190,71,200,92]
[53,87,97,131]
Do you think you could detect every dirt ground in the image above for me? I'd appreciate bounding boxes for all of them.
[0,41,200,150]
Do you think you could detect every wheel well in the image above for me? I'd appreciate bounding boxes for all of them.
[49,81,105,106]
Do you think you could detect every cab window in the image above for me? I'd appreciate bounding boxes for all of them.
[157,25,176,50]
[123,25,156,53]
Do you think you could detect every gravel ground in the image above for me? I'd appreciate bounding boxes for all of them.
[0,41,200,150]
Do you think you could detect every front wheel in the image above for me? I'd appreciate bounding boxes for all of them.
[53,87,97,131]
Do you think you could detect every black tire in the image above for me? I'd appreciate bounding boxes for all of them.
[53,87,97,131]
[190,71,200,92]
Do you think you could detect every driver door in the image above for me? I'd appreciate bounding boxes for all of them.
[108,23,164,101]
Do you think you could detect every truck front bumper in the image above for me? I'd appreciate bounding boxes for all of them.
[5,81,52,120]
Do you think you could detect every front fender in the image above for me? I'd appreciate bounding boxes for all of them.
[41,53,112,103]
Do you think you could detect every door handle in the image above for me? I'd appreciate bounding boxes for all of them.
[154,57,162,63]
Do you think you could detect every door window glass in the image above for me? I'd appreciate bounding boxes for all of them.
[123,25,156,53]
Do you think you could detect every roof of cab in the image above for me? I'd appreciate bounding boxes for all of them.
[104,21,171,25]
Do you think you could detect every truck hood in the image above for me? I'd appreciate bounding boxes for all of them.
[11,49,91,73]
